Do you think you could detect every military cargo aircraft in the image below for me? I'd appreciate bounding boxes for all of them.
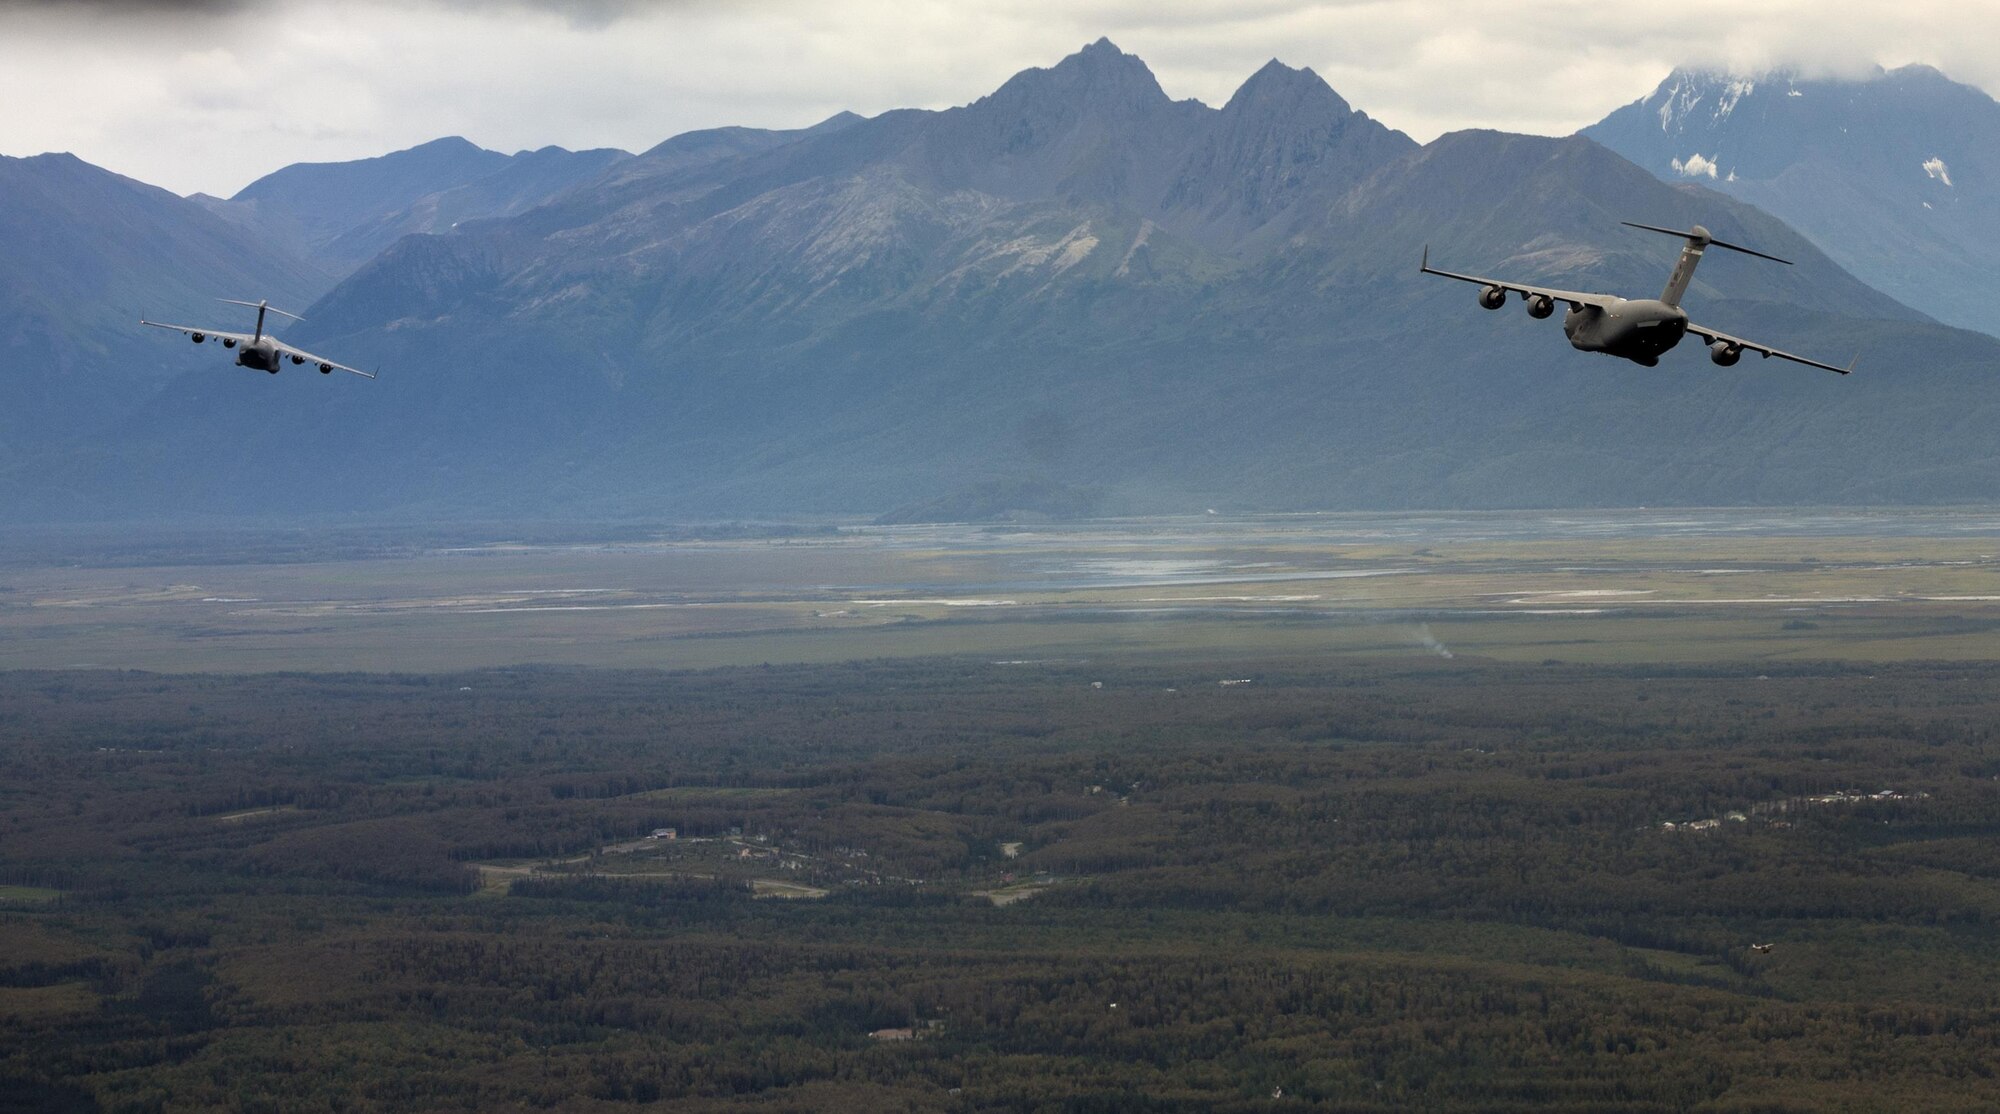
[1421,222,1854,375]
[141,299,375,379]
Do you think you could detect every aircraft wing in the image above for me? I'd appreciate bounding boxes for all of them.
[139,319,254,346]
[272,341,378,379]
[1419,247,1617,310]
[1685,321,1854,375]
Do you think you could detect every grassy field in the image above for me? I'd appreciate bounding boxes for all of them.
[0,512,1995,671]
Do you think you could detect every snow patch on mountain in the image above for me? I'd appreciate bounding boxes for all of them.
[1653,74,1764,134]
[1716,80,1756,119]
[1655,78,1703,134]
[1671,153,1720,179]
[1923,157,1953,187]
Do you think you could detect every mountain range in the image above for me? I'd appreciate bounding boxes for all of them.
[0,152,327,458]
[3,39,1998,523]
[199,137,633,271]
[1585,64,2000,337]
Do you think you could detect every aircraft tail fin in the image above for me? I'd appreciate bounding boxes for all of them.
[220,298,302,343]
[1621,222,1792,308]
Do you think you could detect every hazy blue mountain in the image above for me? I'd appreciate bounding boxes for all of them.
[0,152,331,465]
[201,123,886,275]
[1583,65,2000,336]
[215,137,512,264]
[613,114,866,187]
[10,42,2000,523]
[315,145,631,266]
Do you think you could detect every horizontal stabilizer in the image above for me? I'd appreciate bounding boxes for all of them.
[1620,221,1792,265]
[220,298,304,322]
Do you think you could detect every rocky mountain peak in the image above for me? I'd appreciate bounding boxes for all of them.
[977,37,1172,118]
[1224,59,1352,118]
[1583,60,2000,335]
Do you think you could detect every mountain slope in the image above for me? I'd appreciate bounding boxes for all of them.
[1583,65,2000,336]
[0,152,332,460]
[10,42,1999,523]
[218,137,512,265]
[316,145,631,266]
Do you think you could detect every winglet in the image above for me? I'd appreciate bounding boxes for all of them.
[1420,244,1429,274]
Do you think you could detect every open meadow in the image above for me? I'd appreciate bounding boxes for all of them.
[3,510,1999,672]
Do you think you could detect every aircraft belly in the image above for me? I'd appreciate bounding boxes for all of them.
[1631,319,1687,356]
[1565,317,1610,353]
[1598,319,1685,362]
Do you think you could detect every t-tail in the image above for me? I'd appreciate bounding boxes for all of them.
[220,298,303,343]
[1620,222,1793,308]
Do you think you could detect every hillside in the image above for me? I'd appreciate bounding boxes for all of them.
[1584,65,2000,336]
[6,41,1998,523]
[0,152,331,461]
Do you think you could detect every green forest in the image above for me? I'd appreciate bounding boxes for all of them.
[3,657,1999,1110]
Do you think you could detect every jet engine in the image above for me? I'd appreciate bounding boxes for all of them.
[291,354,304,364]
[1709,341,1743,367]
[222,338,236,348]
[318,363,332,374]
[1526,294,1555,319]
[190,333,204,344]
[1478,285,1506,310]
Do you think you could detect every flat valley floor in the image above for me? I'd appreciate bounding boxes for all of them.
[3,511,1999,1111]
[6,509,2000,672]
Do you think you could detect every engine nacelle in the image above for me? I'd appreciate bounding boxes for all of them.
[319,363,332,374]
[291,354,304,365]
[1526,294,1555,319]
[1709,341,1743,367]
[191,332,205,344]
[1478,285,1506,310]
[222,337,236,349]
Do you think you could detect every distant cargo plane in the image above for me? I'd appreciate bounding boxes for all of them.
[140,299,375,379]
[1421,222,1854,375]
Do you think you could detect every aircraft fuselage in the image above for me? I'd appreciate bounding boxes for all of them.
[1562,297,1688,368]
[235,339,283,373]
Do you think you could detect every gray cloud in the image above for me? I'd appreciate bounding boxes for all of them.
[0,1,248,8]
[0,0,1991,196]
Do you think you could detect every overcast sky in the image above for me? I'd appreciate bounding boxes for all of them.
[3,0,1995,197]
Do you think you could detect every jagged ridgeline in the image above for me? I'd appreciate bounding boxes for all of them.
[1585,64,2000,337]
[6,41,2000,522]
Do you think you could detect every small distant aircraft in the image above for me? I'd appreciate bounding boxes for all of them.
[1421,222,1854,375]
[140,299,375,379]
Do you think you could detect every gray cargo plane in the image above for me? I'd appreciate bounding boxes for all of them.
[1421,222,1854,375]
[140,299,375,379]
